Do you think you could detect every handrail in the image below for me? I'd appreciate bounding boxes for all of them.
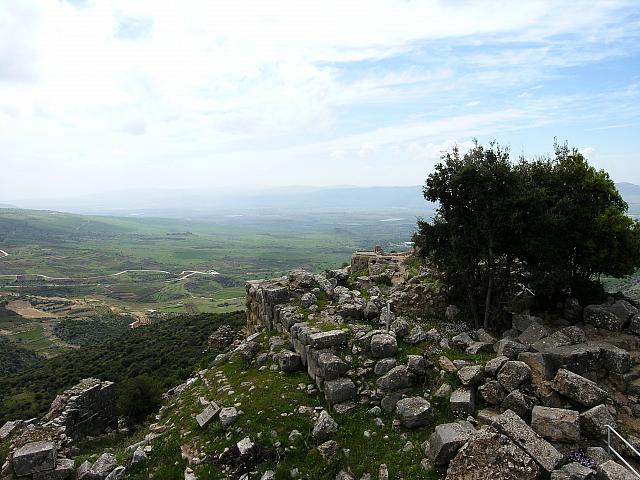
[606,424,640,478]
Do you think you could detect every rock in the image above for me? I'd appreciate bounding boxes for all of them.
[458,365,484,387]
[553,369,607,407]
[546,344,603,375]
[376,365,411,390]
[596,460,635,479]
[12,441,56,477]
[105,466,126,480]
[598,343,632,374]
[518,322,551,346]
[450,388,475,416]
[336,470,354,480]
[333,401,356,415]
[313,410,338,441]
[498,361,532,392]
[261,471,276,480]
[381,389,411,413]
[512,314,542,332]
[531,406,580,443]
[434,383,453,398]
[466,342,494,355]
[219,407,238,430]
[476,329,496,344]
[407,355,429,375]
[374,358,397,376]
[317,440,338,459]
[363,301,380,320]
[0,421,19,440]
[439,356,457,373]
[87,453,117,480]
[309,330,347,349]
[502,390,538,420]
[580,404,616,439]
[452,333,474,351]
[428,421,476,465]
[278,350,302,372]
[301,292,317,308]
[478,380,507,405]
[584,305,625,331]
[492,409,563,474]
[630,314,640,335]
[33,457,74,480]
[77,461,92,479]
[495,339,530,359]
[237,341,261,362]
[550,462,594,480]
[390,317,409,337]
[370,333,398,358]
[130,447,147,466]
[196,401,220,428]
[324,378,356,405]
[476,408,500,424]
[317,353,349,380]
[611,300,638,323]
[395,397,434,428]
[446,305,461,321]
[563,298,583,323]
[445,427,540,480]
[519,352,555,381]
[405,325,427,344]
[379,464,389,480]
[586,446,610,466]
[485,356,509,376]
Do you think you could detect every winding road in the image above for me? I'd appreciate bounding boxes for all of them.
[0,249,8,258]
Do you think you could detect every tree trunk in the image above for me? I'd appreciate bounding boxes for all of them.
[484,238,494,329]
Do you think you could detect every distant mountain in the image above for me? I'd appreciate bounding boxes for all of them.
[0,203,17,208]
[617,182,640,203]
[14,186,434,217]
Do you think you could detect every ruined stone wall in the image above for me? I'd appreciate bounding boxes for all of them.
[245,278,290,333]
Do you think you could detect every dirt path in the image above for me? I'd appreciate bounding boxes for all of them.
[0,249,8,258]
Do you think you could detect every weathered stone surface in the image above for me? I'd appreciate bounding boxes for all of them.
[434,382,453,398]
[492,409,563,474]
[495,339,530,359]
[309,330,347,349]
[381,388,411,413]
[0,421,19,441]
[553,369,607,407]
[580,404,616,439]
[407,355,429,375]
[374,358,397,376]
[312,410,338,441]
[466,341,494,355]
[485,356,509,376]
[610,300,638,323]
[596,460,635,479]
[630,314,640,335]
[428,421,476,465]
[502,390,538,420]
[458,365,484,387]
[87,452,117,480]
[377,365,411,390]
[324,377,356,405]
[498,361,532,392]
[450,388,475,416]
[395,397,434,428]
[390,317,409,337]
[405,325,427,344]
[546,344,602,375]
[597,343,632,374]
[586,446,610,466]
[563,298,584,323]
[512,314,543,332]
[219,407,238,430]
[77,460,92,479]
[452,333,474,351]
[584,305,625,331]
[12,441,56,477]
[550,462,594,480]
[196,401,220,428]
[278,350,302,372]
[33,457,74,480]
[105,466,126,480]
[477,329,497,344]
[445,427,541,480]
[439,356,457,373]
[479,380,507,405]
[370,333,398,358]
[531,406,580,443]
[518,323,551,347]
[519,352,555,381]
[317,353,349,380]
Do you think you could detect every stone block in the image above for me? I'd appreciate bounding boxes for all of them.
[324,377,356,405]
[596,460,635,479]
[501,389,537,420]
[531,406,580,443]
[495,339,529,359]
[278,350,302,372]
[317,353,349,380]
[376,365,411,390]
[370,333,398,358]
[498,360,532,392]
[458,365,484,387]
[580,404,616,439]
[450,388,475,416]
[478,380,507,405]
[196,401,220,428]
[12,441,56,477]
[428,421,476,465]
[553,369,607,407]
[518,322,551,346]
[395,397,434,428]
[309,330,347,349]
[584,305,624,331]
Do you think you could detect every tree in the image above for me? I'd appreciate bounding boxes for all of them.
[414,140,640,329]
[117,375,162,428]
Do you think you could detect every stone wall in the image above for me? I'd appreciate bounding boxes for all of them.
[245,278,289,333]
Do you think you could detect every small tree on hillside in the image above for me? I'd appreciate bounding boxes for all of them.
[414,140,640,329]
[117,375,162,428]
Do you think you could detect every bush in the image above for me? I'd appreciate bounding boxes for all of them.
[118,375,162,427]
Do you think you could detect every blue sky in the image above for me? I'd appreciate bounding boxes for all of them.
[1,0,639,200]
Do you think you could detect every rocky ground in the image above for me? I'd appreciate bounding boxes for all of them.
[3,259,640,479]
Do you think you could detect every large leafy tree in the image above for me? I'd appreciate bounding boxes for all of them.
[415,140,640,329]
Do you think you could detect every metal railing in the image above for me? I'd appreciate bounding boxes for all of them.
[606,424,640,478]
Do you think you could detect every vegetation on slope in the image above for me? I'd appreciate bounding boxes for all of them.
[0,336,40,376]
[0,311,245,423]
[53,314,134,347]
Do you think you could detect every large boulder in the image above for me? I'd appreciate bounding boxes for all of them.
[324,378,356,405]
[452,333,474,351]
[87,453,117,480]
[550,462,594,480]
[312,410,338,441]
[278,350,302,372]
[492,409,563,475]
[597,343,632,374]
[376,365,411,390]
[428,421,477,465]
[484,356,509,376]
[502,389,538,420]
[546,344,603,375]
[596,460,636,479]
[498,361,532,392]
[531,406,580,443]
[370,333,398,358]
[579,404,616,439]
[317,353,349,380]
[309,330,347,349]
[495,339,530,359]
[445,427,541,480]
[458,365,484,387]
[12,441,56,477]
[478,380,507,405]
[450,388,475,416]
[395,397,434,428]
[518,323,551,347]
[583,305,625,331]
[553,369,607,407]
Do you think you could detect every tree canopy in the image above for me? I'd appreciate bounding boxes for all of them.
[414,140,640,329]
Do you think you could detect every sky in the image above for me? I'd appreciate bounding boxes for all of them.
[1,0,640,201]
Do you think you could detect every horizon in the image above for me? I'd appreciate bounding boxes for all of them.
[1,1,640,201]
